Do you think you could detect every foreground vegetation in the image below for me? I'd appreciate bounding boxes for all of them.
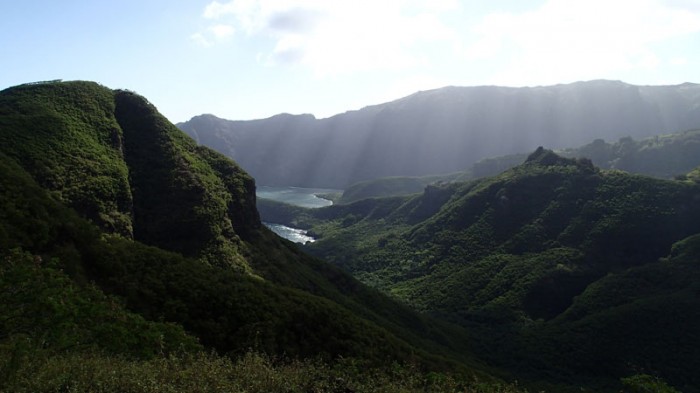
[3,350,528,393]
[0,237,511,392]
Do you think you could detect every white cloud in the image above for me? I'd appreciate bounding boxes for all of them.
[203,0,240,19]
[465,0,700,85]
[196,0,458,75]
[209,24,235,39]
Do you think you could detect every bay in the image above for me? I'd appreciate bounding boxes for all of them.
[257,186,341,243]
[257,186,338,208]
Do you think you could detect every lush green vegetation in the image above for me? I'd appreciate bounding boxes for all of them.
[0,81,133,235]
[2,349,528,393]
[339,175,462,205]
[1,81,521,391]
[290,148,700,391]
[326,129,700,206]
[561,130,700,179]
[4,80,696,392]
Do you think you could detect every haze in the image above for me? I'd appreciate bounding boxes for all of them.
[1,0,699,123]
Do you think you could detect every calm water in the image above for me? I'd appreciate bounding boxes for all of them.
[257,186,340,243]
[257,186,337,208]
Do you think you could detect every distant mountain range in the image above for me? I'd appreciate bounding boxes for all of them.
[178,80,700,188]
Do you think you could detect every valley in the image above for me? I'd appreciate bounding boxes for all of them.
[2,80,699,392]
[263,148,700,391]
[256,186,339,242]
[6,1,700,391]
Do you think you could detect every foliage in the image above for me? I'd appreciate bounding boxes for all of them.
[620,374,681,393]
[339,176,453,205]
[0,81,133,235]
[1,350,526,393]
[0,249,199,366]
[560,129,700,179]
[326,129,700,205]
[84,235,440,364]
[257,198,315,229]
[0,80,493,385]
[292,149,700,391]
[113,89,257,270]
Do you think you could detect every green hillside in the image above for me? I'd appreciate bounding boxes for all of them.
[561,129,700,178]
[0,81,520,391]
[286,148,700,391]
[328,129,700,206]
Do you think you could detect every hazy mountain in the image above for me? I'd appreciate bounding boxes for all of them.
[329,128,700,204]
[178,80,700,188]
[0,81,510,390]
[263,149,700,391]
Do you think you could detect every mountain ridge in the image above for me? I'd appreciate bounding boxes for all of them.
[0,80,493,381]
[178,80,700,188]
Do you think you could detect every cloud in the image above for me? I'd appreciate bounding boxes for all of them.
[196,0,458,75]
[267,7,322,33]
[209,24,235,39]
[465,0,700,85]
[203,0,241,19]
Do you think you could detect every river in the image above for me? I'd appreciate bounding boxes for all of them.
[257,186,340,243]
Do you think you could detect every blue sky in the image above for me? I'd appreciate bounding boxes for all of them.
[1,0,699,123]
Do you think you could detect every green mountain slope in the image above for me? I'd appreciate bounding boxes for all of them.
[0,81,498,383]
[0,81,133,235]
[327,128,700,206]
[0,153,200,358]
[284,148,700,390]
[563,129,700,179]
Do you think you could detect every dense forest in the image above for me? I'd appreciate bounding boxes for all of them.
[263,148,700,392]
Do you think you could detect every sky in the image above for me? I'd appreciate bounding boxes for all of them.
[1,0,699,123]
